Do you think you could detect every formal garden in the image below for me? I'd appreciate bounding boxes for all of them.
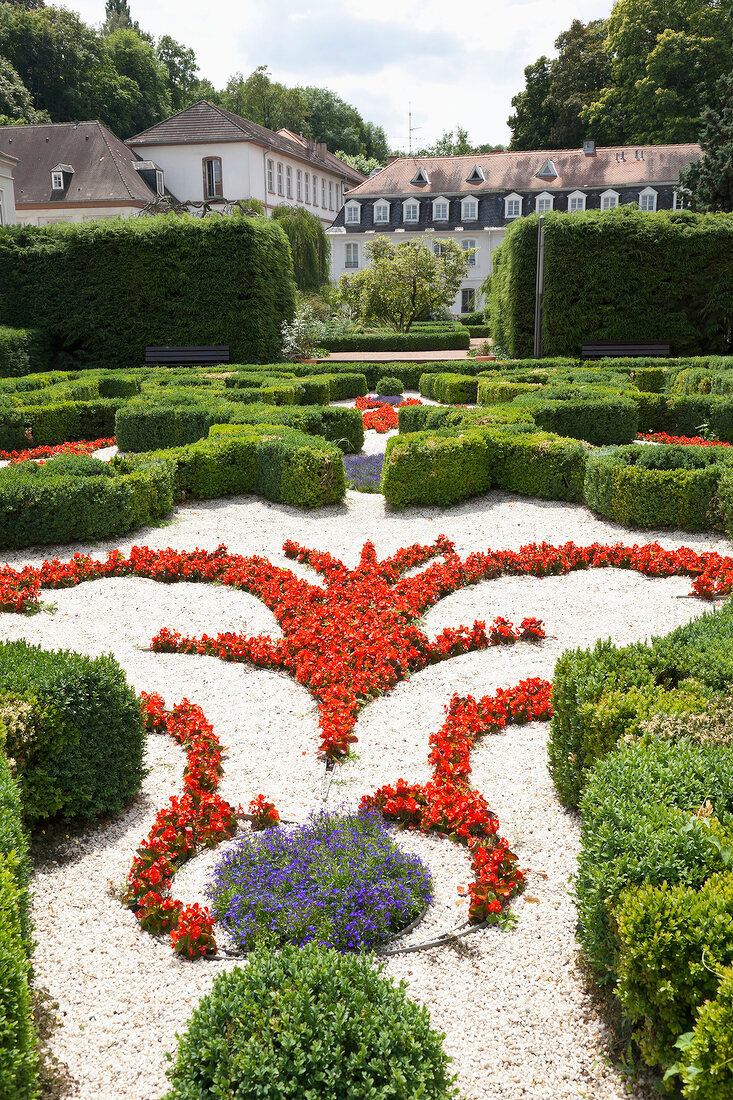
[2,211,733,1100]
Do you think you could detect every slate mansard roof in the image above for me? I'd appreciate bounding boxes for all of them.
[343,143,701,200]
[127,101,366,186]
[0,120,162,205]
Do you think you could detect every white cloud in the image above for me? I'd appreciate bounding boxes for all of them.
[65,0,611,146]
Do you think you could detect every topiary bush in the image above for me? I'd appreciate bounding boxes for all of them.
[0,640,145,823]
[678,967,733,1099]
[375,375,404,397]
[162,944,458,1100]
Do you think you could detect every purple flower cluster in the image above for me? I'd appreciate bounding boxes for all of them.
[343,453,384,490]
[207,809,432,952]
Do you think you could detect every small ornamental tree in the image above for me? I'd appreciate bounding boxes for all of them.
[271,205,330,292]
[337,237,473,332]
[680,72,733,213]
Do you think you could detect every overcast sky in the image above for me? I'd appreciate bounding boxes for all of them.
[68,0,611,148]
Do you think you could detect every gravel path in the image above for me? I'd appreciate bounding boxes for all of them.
[2,427,731,1100]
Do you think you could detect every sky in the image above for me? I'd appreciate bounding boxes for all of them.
[68,0,611,148]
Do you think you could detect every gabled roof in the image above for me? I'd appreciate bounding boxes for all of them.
[345,144,701,198]
[0,120,162,205]
[127,101,365,185]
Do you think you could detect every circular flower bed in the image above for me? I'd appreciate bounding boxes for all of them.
[207,808,432,952]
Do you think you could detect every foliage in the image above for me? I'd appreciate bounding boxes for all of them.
[679,73,733,213]
[0,328,44,379]
[337,237,472,333]
[0,216,296,369]
[162,944,458,1100]
[374,375,404,396]
[220,64,308,133]
[507,56,555,151]
[323,330,470,352]
[270,205,330,292]
[208,808,432,951]
[678,966,733,1098]
[0,638,144,823]
[280,303,329,361]
[0,54,47,123]
[0,851,37,1100]
[103,27,171,136]
[333,150,384,175]
[301,84,389,161]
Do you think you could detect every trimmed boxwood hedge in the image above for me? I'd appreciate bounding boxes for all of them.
[584,444,733,532]
[0,639,145,824]
[419,373,478,403]
[323,330,470,352]
[0,849,37,1100]
[0,216,297,370]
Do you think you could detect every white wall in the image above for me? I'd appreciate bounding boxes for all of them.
[0,153,17,226]
[14,205,141,226]
[327,227,503,312]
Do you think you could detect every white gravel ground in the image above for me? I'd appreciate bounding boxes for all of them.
[2,423,731,1100]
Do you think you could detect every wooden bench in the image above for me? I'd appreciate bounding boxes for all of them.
[581,341,671,359]
[145,345,230,365]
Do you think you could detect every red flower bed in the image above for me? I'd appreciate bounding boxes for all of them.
[0,437,115,464]
[363,677,553,921]
[355,395,423,433]
[637,431,731,448]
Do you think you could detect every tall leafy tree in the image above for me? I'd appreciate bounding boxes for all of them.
[102,0,139,35]
[679,72,733,210]
[334,151,383,175]
[300,86,363,153]
[545,19,609,147]
[222,66,309,132]
[156,34,198,113]
[271,205,330,291]
[0,55,48,122]
[104,28,171,135]
[507,57,554,150]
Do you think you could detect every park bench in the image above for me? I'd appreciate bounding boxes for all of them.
[580,341,671,359]
[144,345,230,365]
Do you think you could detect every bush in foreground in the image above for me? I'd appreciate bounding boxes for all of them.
[162,944,458,1100]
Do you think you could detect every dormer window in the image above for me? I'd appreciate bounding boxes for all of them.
[373,201,390,224]
[466,164,485,183]
[568,190,586,213]
[504,193,522,219]
[535,192,554,213]
[411,166,430,185]
[50,164,73,192]
[51,171,64,191]
[345,201,361,225]
[403,201,420,223]
[535,158,558,181]
[601,189,619,211]
[432,196,449,221]
[461,197,478,221]
[639,186,657,212]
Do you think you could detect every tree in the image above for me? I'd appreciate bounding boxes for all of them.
[0,55,48,122]
[679,71,733,211]
[102,0,139,35]
[336,237,472,332]
[507,57,554,150]
[334,151,384,175]
[300,86,362,154]
[271,205,330,292]
[545,19,609,147]
[104,28,171,135]
[221,66,309,132]
[156,34,199,113]
[2,1,45,8]
[360,120,389,163]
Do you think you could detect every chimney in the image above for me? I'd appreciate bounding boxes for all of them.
[583,139,595,156]
[315,141,327,158]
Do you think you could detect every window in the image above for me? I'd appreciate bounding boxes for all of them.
[639,187,657,212]
[403,201,419,223]
[462,239,477,266]
[461,288,475,312]
[411,166,430,185]
[461,198,478,221]
[155,170,165,196]
[267,159,274,192]
[329,181,334,209]
[321,178,327,207]
[673,188,690,210]
[51,171,64,191]
[345,202,360,225]
[313,175,318,204]
[305,173,310,203]
[432,238,446,255]
[601,189,619,211]
[504,193,522,219]
[345,242,359,268]
[373,202,389,224]
[466,164,485,183]
[535,192,553,213]
[286,166,293,198]
[277,163,284,195]
[296,170,302,201]
[433,198,449,221]
[568,190,586,213]
[0,191,4,226]
[203,157,223,198]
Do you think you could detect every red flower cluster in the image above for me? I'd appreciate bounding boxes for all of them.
[0,437,115,464]
[123,692,238,958]
[248,794,281,830]
[637,431,731,448]
[363,677,553,922]
[355,395,423,433]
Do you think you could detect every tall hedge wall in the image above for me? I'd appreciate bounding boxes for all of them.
[0,216,297,370]
[488,209,733,359]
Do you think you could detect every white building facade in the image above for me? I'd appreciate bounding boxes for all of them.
[0,149,17,226]
[328,142,702,313]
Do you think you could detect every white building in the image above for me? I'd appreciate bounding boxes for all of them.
[127,101,365,224]
[0,148,17,226]
[328,142,701,313]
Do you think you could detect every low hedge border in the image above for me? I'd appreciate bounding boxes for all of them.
[419,373,479,404]
[322,331,470,352]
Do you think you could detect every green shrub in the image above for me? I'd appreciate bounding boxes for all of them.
[615,873,733,1076]
[458,310,485,325]
[382,429,491,508]
[0,327,46,379]
[632,366,667,393]
[97,374,141,399]
[518,393,638,445]
[0,852,38,1100]
[0,408,26,451]
[576,738,733,984]
[255,429,345,507]
[115,403,214,452]
[375,375,404,397]
[115,435,259,501]
[477,379,543,405]
[421,373,478,403]
[398,403,534,434]
[0,731,31,953]
[0,216,296,369]
[679,967,733,1099]
[467,325,491,338]
[0,639,144,823]
[583,444,732,531]
[0,454,174,549]
[484,430,587,500]
[162,944,457,1100]
[324,330,470,352]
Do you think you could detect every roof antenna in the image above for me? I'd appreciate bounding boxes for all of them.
[408,103,421,156]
